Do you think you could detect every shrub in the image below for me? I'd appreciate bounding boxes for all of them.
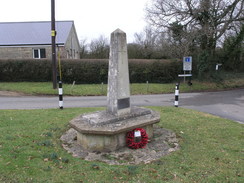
[129,59,181,83]
[0,59,181,83]
[0,59,52,82]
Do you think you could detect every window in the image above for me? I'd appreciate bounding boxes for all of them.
[33,48,46,59]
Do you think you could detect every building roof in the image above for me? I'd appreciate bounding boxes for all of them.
[0,21,74,46]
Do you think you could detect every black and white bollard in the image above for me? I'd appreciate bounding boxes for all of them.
[174,83,179,107]
[58,81,63,109]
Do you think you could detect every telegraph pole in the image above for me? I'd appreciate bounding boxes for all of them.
[51,0,57,89]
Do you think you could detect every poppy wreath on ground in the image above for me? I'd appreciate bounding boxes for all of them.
[126,128,148,149]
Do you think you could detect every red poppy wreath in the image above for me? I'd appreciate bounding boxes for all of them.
[126,128,148,149]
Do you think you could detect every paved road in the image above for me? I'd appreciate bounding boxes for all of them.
[0,89,243,124]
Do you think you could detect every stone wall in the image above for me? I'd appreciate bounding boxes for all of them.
[0,47,33,59]
[0,46,69,59]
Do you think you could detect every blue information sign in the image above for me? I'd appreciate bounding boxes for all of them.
[183,56,192,71]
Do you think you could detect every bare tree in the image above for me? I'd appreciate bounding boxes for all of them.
[146,0,244,53]
[146,0,244,76]
[80,38,88,58]
[133,26,158,58]
[89,35,109,59]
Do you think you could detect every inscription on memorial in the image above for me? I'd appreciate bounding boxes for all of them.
[118,98,130,110]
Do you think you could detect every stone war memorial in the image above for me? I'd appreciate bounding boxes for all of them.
[61,29,179,165]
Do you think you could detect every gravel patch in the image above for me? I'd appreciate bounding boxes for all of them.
[60,126,179,165]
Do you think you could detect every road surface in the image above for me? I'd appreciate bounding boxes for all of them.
[0,89,243,124]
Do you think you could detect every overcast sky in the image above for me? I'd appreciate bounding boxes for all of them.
[0,0,149,43]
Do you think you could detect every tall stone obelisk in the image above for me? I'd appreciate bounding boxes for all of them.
[107,29,131,116]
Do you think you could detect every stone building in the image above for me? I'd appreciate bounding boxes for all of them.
[0,21,80,59]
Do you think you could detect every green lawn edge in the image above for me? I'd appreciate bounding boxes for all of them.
[0,78,244,96]
[0,107,243,182]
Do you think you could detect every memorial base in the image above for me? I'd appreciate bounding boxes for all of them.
[69,107,160,152]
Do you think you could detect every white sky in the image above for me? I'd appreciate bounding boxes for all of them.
[0,0,149,43]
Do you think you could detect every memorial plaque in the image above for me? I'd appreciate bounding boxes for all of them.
[118,98,130,110]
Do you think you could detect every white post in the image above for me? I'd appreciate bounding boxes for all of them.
[58,81,63,109]
[174,83,179,107]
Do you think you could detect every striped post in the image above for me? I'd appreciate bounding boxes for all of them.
[174,83,179,107]
[58,81,63,109]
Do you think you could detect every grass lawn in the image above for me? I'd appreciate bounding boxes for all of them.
[0,107,243,182]
[0,72,244,96]
[0,79,243,96]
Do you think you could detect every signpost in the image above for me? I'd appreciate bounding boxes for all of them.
[182,56,192,83]
[174,56,193,107]
[215,63,222,71]
[183,56,192,71]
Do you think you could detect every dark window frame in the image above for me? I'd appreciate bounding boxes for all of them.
[33,48,46,59]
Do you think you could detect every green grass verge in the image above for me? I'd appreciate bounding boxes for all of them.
[0,72,244,96]
[0,79,243,96]
[0,107,243,182]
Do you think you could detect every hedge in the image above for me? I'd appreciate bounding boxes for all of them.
[0,59,181,83]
